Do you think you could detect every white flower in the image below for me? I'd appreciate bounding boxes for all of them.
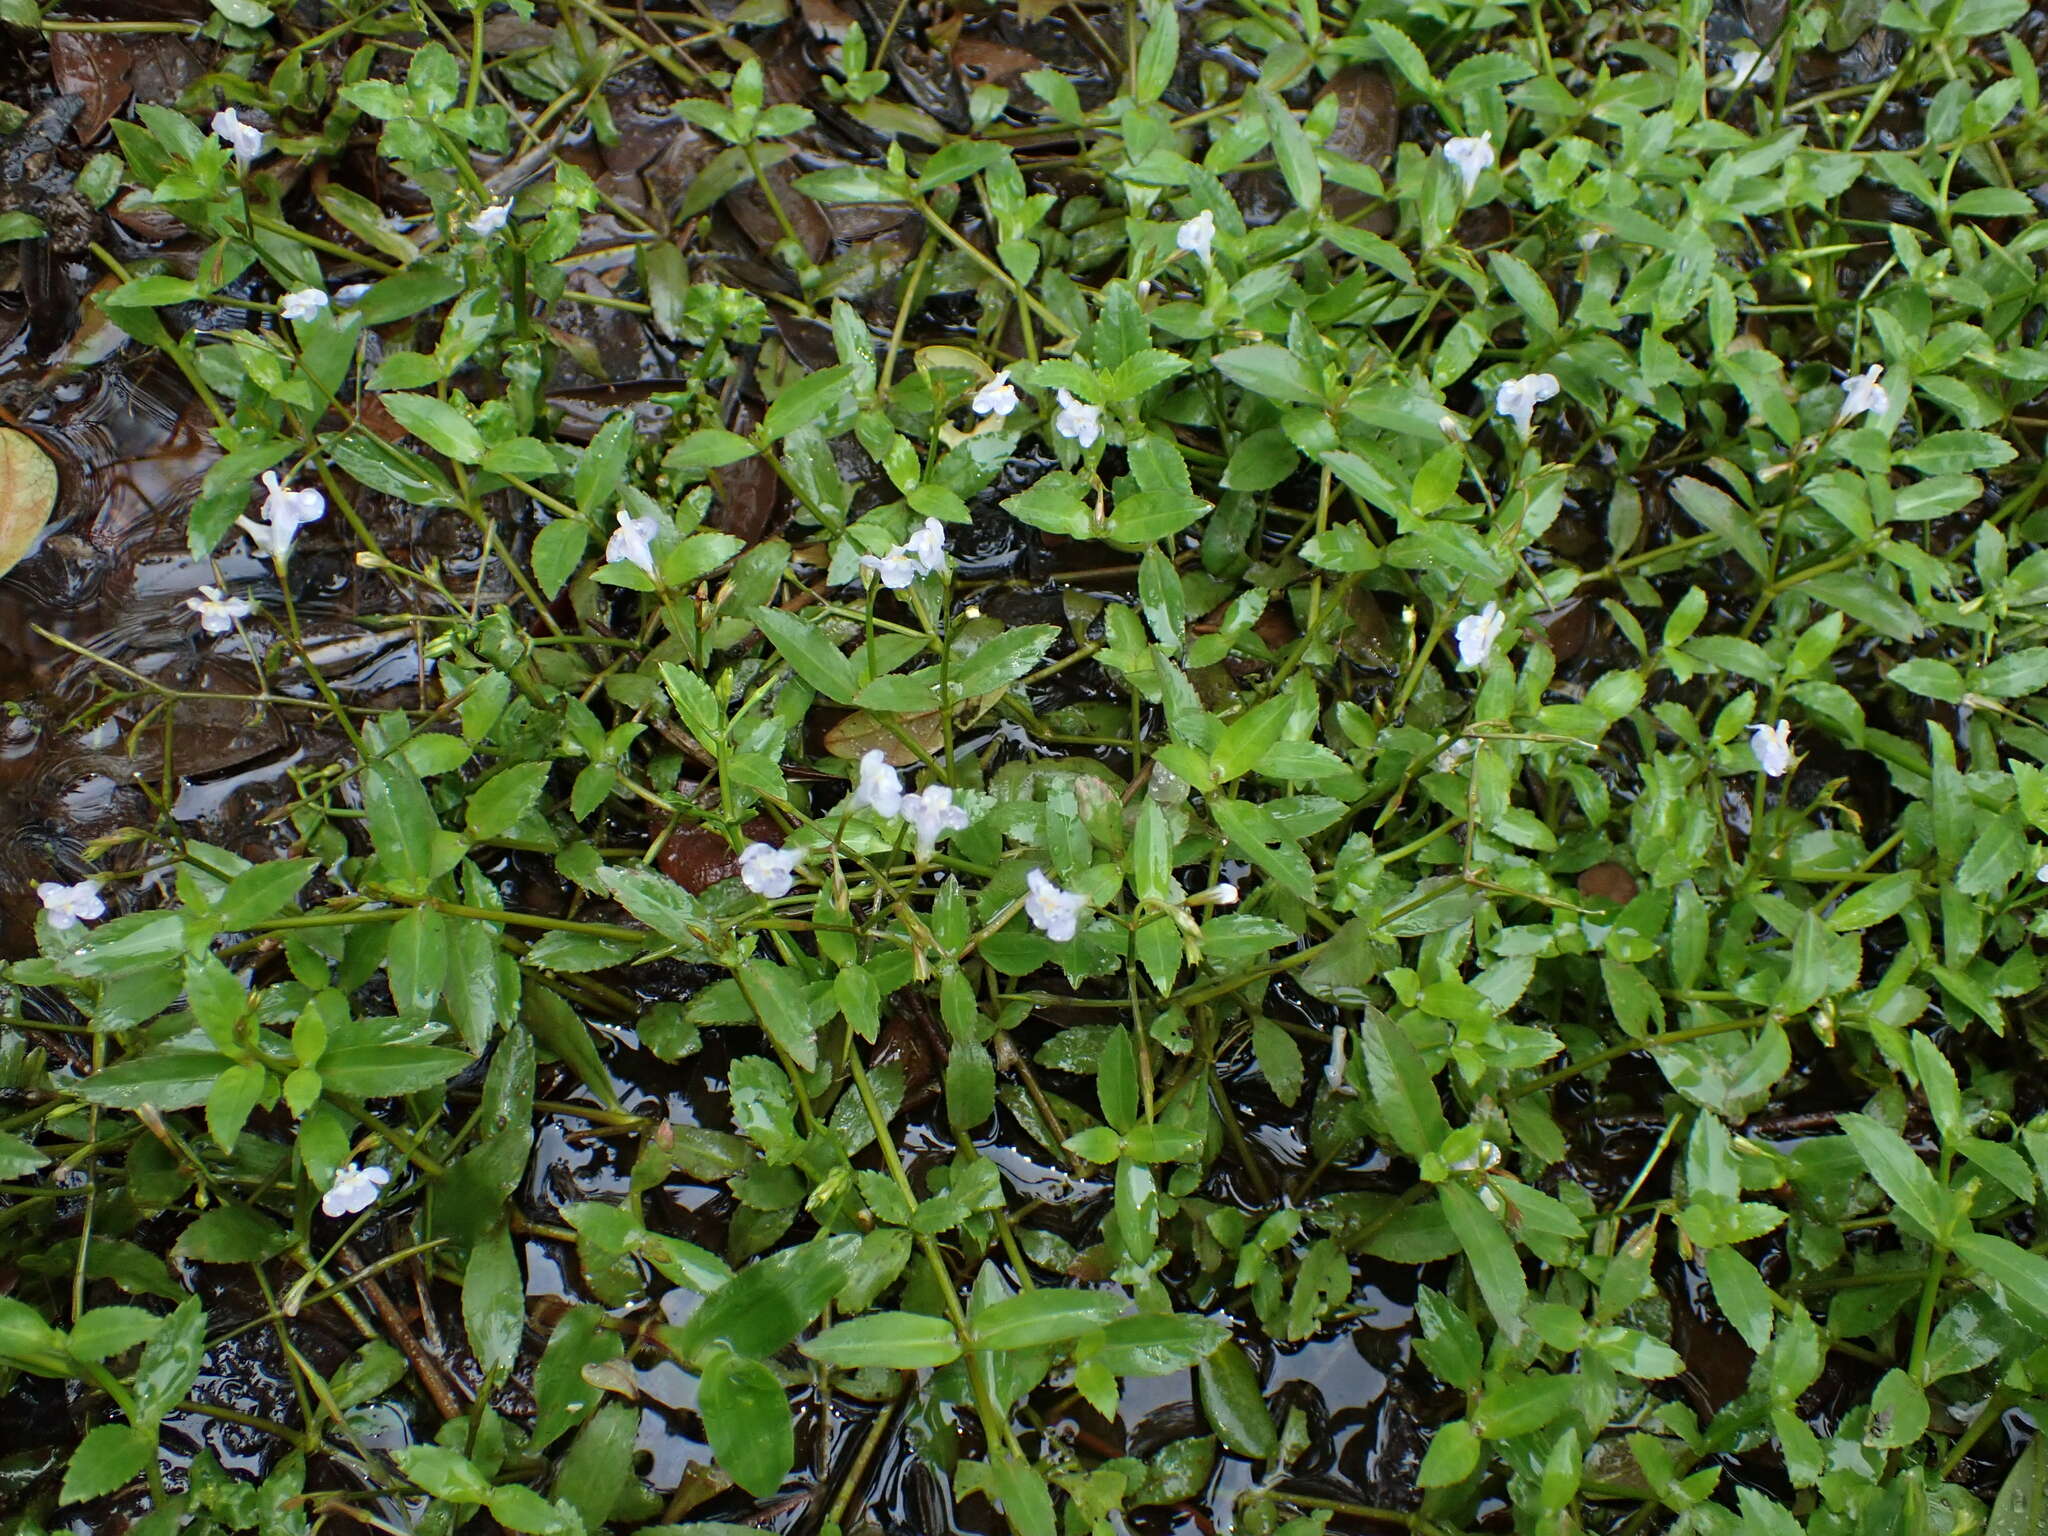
[1052,389,1103,449]
[900,785,970,858]
[334,283,373,306]
[1750,718,1794,778]
[467,201,511,236]
[279,288,329,322]
[1190,882,1239,907]
[972,371,1019,418]
[1494,372,1560,437]
[606,510,659,576]
[1024,868,1087,942]
[321,1162,390,1218]
[850,749,904,818]
[1176,208,1216,262]
[211,107,266,168]
[185,585,253,635]
[1435,736,1477,773]
[1837,364,1889,424]
[37,880,104,930]
[238,470,325,561]
[1325,1026,1350,1088]
[1455,602,1508,669]
[738,841,803,898]
[1726,46,1774,87]
[902,517,948,577]
[1448,1139,1504,1175]
[2037,859,2048,884]
[262,470,326,532]
[860,549,920,589]
[860,518,948,588]
[1442,132,1495,196]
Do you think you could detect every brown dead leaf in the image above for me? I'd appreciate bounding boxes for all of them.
[1577,863,1639,905]
[0,428,61,578]
[51,33,134,144]
[824,710,946,764]
[658,816,779,893]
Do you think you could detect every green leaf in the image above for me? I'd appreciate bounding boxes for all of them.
[754,607,858,703]
[801,1312,961,1369]
[60,1423,154,1505]
[467,762,553,840]
[464,1226,524,1376]
[1197,1341,1277,1459]
[1417,1418,1480,1487]
[319,1044,471,1097]
[1955,1231,2048,1326]
[73,1048,237,1111]
[1257,89,1321,212]
[989,1451,1058,1536]
[551,1400,639,1529]
[949,625,1059,697]
[131,1296,206,1428]
[398,1444,491,1502]
[971,1291,1123,1351]
[761,364,856,442]
[1670,476,1770,574]
[532,517,589,599]
[1439,1183,1527,1342]
[521,986,621,1110]
[1359,1011,1449,1160]
[380,392,487,464]
[672,1235,857,1362]
[1988,1433,2048,1536]
[531,1306,623,1452]
[1838,1113,1953,1241]
[173,1206,290,1265]
[361,755,439,894]
[1211,344,1324,406]
[216,859,316,927]
[1092,1313,1228,1375]
[735,959,820,1074]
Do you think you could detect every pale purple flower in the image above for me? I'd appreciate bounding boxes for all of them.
[262,470,326,532]
[1495,373,1559,436]
[186,585,253,635]
[1176,209,1215,261]
[322,1162,390,1218]
[860,549,920,589]
[467,201,512,236]
[738,841,802,897]
[1726,47,1774,87]
[238,471,325,561]
[850,750,904,818]
[1751,719,1793,778]
[1024,868,1087,942]
[1053,389,1102,449]
[972,371,1019,418]
[279,288,329,322]
[1837,365,1889,424]
[1442,133,1494,196]
[900,785,969,858]
[37,880,104,930]
[1455,602,1507,668]
[860,518,947,588]
[606,510,658,576]
[211,107,266,168]
[901,517,947,578]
